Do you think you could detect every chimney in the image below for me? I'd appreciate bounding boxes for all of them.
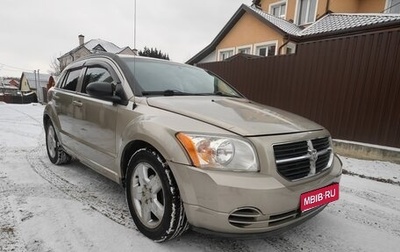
[78,34,85,46]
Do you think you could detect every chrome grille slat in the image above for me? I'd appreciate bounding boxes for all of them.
[228,206,328,229]
[230,212,262,218]
[228,208,302,228]
[229,219,270,225]
[275,154,309,164]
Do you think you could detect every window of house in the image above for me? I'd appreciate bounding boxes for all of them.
[92,44,106,52]
[60,69,81,91]
[285,42,297,54]
[297,0,317,25]
[255,42,277,57]
[270,1,287,18]
[385,0,400,13]
[218,48,234,61]
[237,45,252,54]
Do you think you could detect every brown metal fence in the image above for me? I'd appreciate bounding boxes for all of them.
[198,29,400,148]
[0,93,37,104]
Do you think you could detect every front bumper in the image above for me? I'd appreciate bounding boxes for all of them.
[169,155,342,235]
[190,205,327,238]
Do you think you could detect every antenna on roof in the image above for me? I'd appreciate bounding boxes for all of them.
[133,0,137,54]
[132,0,138,108]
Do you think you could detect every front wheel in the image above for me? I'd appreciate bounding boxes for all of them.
[126,148,188,242]
[45,121,71,165]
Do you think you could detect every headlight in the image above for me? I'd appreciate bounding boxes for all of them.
[176,133,258,172]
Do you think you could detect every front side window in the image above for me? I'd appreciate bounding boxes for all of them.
[60,69,81,91]
[81,67,114,93]
[297,0,317,25]
[270,1,286,18]
[386,0,400,13]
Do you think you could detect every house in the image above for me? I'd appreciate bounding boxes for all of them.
[1,78,20,88]
[58,35,136,71]
[0,79,19,96]
[187,0,400,65]
[20,72,51,103]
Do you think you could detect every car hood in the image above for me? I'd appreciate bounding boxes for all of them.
[146,96,323,136]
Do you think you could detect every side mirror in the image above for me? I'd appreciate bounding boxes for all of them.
[86,82,122,103]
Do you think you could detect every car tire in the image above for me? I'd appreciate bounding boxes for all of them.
[126,148,188,242]
[45,121,72,165]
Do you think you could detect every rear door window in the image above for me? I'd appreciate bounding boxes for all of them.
[60,69,81,91]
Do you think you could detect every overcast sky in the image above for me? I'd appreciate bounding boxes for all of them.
[0,0,249,78]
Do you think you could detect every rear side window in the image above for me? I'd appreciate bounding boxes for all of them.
[81,67,114,93]
[60,69,81,91]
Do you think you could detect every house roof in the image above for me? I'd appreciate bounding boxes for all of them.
[299,13,400,37]
[84,39,126,53]
[1,78,19,86]
[21,72,51,90]
[249,6,302,35]
[186,4,400,64]
[59,39,133,59]
[186,4,260,65]
[0,84,18,90]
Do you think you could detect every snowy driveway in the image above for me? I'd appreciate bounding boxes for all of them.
[1,103,400,252]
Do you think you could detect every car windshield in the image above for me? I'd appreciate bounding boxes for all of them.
[122,58,242,97]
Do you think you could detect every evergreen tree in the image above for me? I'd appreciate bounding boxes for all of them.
[138,47,170,60]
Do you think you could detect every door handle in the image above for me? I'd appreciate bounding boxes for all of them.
[72,101,83,107]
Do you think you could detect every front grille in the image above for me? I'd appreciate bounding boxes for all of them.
[273,137,333,181]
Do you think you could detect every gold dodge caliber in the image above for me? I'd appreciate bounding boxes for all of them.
[44,53,342,242]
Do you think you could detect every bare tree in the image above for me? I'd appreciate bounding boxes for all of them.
[49,56,62,76]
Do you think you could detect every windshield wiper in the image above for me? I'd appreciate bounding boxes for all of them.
[213,91,242,98]
[141,90,242,97]
[142,89,211,96]
[142,90,195,96]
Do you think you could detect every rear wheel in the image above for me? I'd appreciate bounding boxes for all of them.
[126,148,188,242]
[45,121,71,165]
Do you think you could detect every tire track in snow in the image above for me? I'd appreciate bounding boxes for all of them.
[343,169,400,186]
[27,146,136,230]
[22,108,137,229]
[325,180,400,237]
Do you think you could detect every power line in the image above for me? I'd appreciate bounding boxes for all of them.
[0,62,33,72]
[382,1,400,13]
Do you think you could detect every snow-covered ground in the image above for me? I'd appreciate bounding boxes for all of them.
[1,103,400,252]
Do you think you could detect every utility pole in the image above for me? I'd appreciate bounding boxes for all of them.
[34,70,37,91]
[37,69,41,104]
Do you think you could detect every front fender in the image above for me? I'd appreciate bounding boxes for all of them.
[116,103,238,184]
[120,114,192,165]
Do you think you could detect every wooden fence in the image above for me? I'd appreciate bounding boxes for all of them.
[198,29,400,148]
